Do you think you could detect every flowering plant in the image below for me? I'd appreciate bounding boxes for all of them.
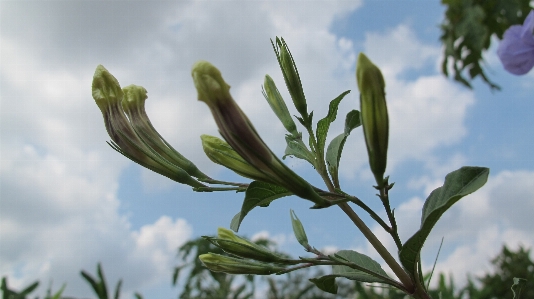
[498,10,534,75]
[92,37,490,299]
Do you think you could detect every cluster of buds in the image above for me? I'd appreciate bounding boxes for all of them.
[356,53,389,186]
[199,228,290,275]
[92,65,208,188]
[192,61,330,208]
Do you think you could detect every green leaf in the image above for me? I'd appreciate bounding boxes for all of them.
[512,277,527,299]
[283,135,316,167]
[19,281,39,297]
[325,110,361,187]
[329,250,393,284]
[400,166,490,277]
[315,90,350,158]
[50,284,67,299]
[290,209,309,249]
[230,181,292,232]
[309,276,338,294]
[113,279,122,299]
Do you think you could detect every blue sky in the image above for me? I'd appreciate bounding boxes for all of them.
[1,1,534,298]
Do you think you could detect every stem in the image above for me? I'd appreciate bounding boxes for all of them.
[193,186,247,192]
[198,178,249,188]
[337,202,414,293]
[378,185,402,249]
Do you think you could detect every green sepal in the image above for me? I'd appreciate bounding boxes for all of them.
[290,209,309,249]
[325,110,361,187]
[399,166,490,277]
[230,181,292,232]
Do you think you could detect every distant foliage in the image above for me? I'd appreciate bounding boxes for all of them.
[440,0,532,90]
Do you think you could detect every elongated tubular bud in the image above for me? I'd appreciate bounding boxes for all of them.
[199,253,285,275]
[262,75,299,137]
[356,53,389,186]
[122,85,209,179]
[272,37,309,123]
[92,65,204,188]
[201,135,273,182]
[192,61,329,207]
[205,228,288,263]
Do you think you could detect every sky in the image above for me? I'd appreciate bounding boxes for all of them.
[1,0,534,298]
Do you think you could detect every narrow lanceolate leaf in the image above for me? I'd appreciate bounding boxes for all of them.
[283,135,316,167]
[315,90,351,158]
[230,181,292,232]
[326,110,361,187]
[290,210,309,249]
[511,277,527,299]
[309,276,338,294]
[399,166,490,277]
[313,250,397,291]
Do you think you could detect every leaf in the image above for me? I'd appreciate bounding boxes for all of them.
[511,277,527,299]
[230,181,292,232]
[309,276,338,294]
[290,209,309,249]
[400,166,490,277]
[330,250,393,284]
[325,110,361,187]
[19,280,39,297]
[50,284,67,299]
[283,135,315,167]
[315,90,350,158]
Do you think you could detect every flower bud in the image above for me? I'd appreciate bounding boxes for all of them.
[122,85,208,179]
[192,61,330,208]
[211,228,287,263]
[356,53,389,185]
[199,253,285,275]
[272,37,309,124]
[201,135,272,182]
[92,65,204,188]
[262,75,299,137]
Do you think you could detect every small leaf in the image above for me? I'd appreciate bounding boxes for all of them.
[316,90,350,158]
[511,277,527,299]
[19,281,39,297]
[290,210,309,249]
[325,110,361,187]
[230,181,292,232]
[400,166,490,277]
[309,276,338,294]
[50,284,67,299]
[283,135,316,167]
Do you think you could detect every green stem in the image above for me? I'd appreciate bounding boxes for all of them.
[198,178,249,188]
[378,185,402,250]
[193,186,247,192]
[337,202,414,293]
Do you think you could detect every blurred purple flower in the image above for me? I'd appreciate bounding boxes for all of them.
[497,10,534,75]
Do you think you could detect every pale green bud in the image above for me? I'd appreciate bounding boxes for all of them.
[262,75,299,137]
[213,228,287,263]
[122,85,208,179]
[356,53,389,186]
[199,253,285,275]
[193,61,330,208]
[201,135,272,182]
[192,60,232,105]
[272,37,309,124]
[92,65,205,188]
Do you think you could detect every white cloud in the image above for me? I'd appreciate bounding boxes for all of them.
[1,0,364,297]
